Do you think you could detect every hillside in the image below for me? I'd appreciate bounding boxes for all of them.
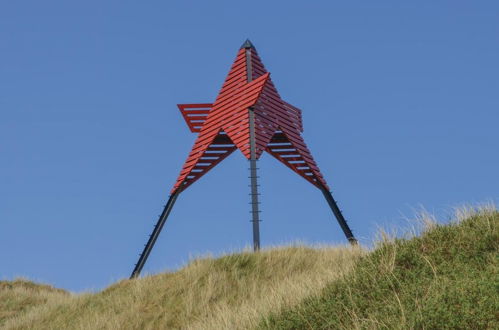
[1,207,497,329]
[261,207,498,329]
[0,280,68,326]
[1,246,362,329]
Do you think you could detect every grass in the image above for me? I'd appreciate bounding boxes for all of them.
[260,206,498,329]
[1,245,361,329]
[1,205,497,329]
[0,279,68,326]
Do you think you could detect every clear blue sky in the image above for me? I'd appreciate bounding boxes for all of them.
[1,1,498,292]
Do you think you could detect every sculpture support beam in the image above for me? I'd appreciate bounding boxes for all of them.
[130,190,181,278]
[249,107,261,251]
[319,185,357,245]
[245,42,261,251]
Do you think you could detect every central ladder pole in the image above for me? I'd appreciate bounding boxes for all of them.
[244,41,261,251]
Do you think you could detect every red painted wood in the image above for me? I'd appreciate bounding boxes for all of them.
[170,45,330,193]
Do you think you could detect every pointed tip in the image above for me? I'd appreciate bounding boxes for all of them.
[240,39,255,50]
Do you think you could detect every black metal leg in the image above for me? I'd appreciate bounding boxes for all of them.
[130,190,181,279]
[319,186,357,245]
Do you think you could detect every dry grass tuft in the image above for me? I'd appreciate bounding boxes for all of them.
[0,278,69,327]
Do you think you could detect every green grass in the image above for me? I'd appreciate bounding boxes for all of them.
[260,208,498,329]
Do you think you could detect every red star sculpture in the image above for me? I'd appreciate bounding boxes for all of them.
[174,44,326,192]
[130,40,356,279]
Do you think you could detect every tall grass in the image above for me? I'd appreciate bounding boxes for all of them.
[0,279,69,326]
[2,245,362,329]
[2,205,496,329]
[260,206,498,329]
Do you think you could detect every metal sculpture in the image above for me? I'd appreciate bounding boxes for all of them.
[130,40,356,279]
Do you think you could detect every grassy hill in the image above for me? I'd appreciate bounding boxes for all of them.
[0,279,68,326]
[261,207,498,329]
[1,206,497,329]
[1,246,362,329]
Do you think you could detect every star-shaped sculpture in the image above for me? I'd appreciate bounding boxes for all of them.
[174,40,328,193]
[130,40,356,279]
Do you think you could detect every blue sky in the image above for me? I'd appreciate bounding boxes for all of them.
[1,1,498,292]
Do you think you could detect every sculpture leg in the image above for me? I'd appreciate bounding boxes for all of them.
[319,185,357,245]
[130,190,181,279]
